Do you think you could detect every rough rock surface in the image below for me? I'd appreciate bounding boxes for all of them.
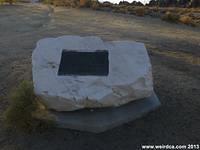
[32,36,153,111]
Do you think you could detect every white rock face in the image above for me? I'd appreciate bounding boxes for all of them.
[32,36,154,111]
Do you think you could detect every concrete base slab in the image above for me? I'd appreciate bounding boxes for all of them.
[49,92,161,133]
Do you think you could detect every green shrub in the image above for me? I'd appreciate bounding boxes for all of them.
[0,0,5,4]
[4,81,54,132]
[42,0,53,4]
[162,11,180,23]
[8,0,16,4]
[0,0,16,4]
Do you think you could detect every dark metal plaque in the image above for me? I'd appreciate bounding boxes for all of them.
[58,50,109,76]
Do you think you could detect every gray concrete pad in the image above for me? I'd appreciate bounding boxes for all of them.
[50,92,161,133]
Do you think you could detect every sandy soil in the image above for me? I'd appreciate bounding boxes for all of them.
[0,3,200,150]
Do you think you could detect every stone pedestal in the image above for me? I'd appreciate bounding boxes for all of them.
[49,92,160,133]
[32,36,154,111]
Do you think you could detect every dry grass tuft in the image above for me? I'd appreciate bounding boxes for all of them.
[90,1,100,10]
[113,6,128,14]
[53,0,79,7]
[3,81,54,133]
[135,7,146,16]
[0,0,16,4]
[179,15,196,26]
[0,0,4,4]
[79,0,91,7]
[162,11,180,23]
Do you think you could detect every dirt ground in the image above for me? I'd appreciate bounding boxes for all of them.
[0,3,200,150]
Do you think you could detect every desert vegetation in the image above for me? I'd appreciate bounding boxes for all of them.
[0,0,16,4]
[3,81,54,132]
[148,0,200,8]
[1,0,199,26]
[89,1,200,26]
[38,0,200,26]
[161,11,180,23]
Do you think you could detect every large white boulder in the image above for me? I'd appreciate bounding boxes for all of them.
[32,36,153,111]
